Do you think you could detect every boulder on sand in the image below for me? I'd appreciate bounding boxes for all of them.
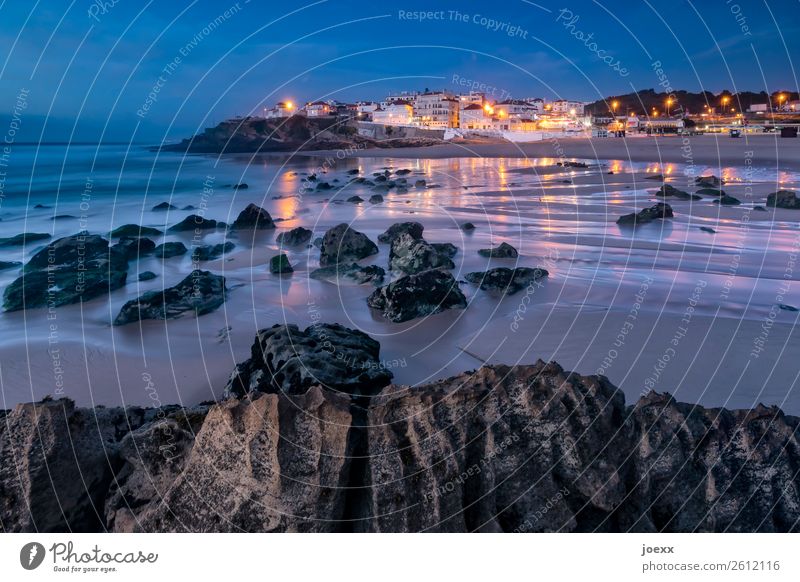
[367,269,467,323]
[766,190,800,209]
[226,323,393,397]
[319,223,378,265]
[112,236,156,260]
[714,194,741,206]
[377,221,424,244]
[276,227,313,247]
[269,253,293,274]
[168,215,218,232]
[465,267,548,295]
[230,204,276,230]
[151,202,176,211]
[389,233,455,275]
[695,175,721,188]
[478,242,518,258]
[3,234,128,311]
[616,203,674,225]
[109,224,162,238]
[154,241,187,258]
[192,242,234,261]
[655,184,700,200]
[113,270,226,325]
[0,232,50,247]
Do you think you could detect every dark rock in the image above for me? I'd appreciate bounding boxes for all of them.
[347,196,364,203]
[699,227,716,234]
[0,232,50,247]
[33,203,51,209]
[152,202,177,211]
[154,242,188,258]
[431,242,458,258]
[389,233,455,275]
[113,270,226,325]
[645,173,664,180]
[461,222,476,231]
[377,221,424,244]
[319,223,378,265]
[414,179,426,188]
[138,271,157,281]
[182,205,196,211]
[315,182,333,190]
[714,195,741,206]
[696,188,725,197]
[766,190,800,209]
[778,304,798,312]
[231,203,275,229]
[4,234,128,311]
[753,206,767,212]
[50,215,76,221]
[112,237,156,260]
[617,203,674,225]
[395,169,412,175]
[562,161,587,168]
[109,224,162,238]
[655,184,701,200]
[226,323,393,397]
[276,227,313,247]
[269,254,293,274]
[313,237,323,249]
[367,269,467,322]
[192,242,234,261]
[374,175,387,183]
[478,242,519,258]
[233,183,249,189]
[168,215,218,232]
[464,267,548,295]
[346,169,360,175]
[369,194,384,204]
[695,175,721,188]
[310,263,385,285]
[0,261,21,271]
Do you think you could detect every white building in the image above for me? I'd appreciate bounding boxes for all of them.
[263,101,296,119]
[457,92,486,108]
[459,103,493,130]
[524,98,546,113]
[413,91,459,128]
[372,101,414,126]
[493,99,538,120]
[551,100,585,115]
[304,101,333,117]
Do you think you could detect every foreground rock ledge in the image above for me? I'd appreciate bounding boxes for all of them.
[1,362,798,532]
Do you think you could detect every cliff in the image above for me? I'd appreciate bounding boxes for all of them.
[2,357,798,533]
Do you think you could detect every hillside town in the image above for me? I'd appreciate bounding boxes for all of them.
[258,88,800,141]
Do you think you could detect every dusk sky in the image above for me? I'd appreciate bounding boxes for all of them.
[0,0,797,141]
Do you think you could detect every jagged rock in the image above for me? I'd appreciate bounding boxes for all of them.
[461,222,476,231]
[478,242,518,258]
[233,183,249,189]
[766,190,800,209]
[192,242,234,261]
[168,214,218,232]
[369,194,384,204]
[33,203,50,209]
[154,241,187,258]
[3,234,128,311]
[113,270,226,325]
[367,269,467,322]
[395,169,412,175]
[0,261,21,271]
[112,236,156,260]
[310,263,385,285]
[464,267,549,295]
[414,179,426,188]
[319,223,378,266]
[377,222,424,244]
[655,184,701,200]
[226,323,393,397]
[347,196,364,203]
[616,203,674,225]
[138,271,157,281]
[231,203,276,229]
[695,175,721,187]
[431,242,457,258]
[0,232,50,247]
[714,194,741,206]
[269,254,293,274]
[316,182,333,190]
[109,224,162,237]
[276,227,313,246]
[152,202,177,211]
[389,233,455,275]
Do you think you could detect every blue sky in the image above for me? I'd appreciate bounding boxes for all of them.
[0,0,797,141]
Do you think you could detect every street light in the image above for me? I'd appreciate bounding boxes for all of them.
[778,93,787,110]
[612,100,619,114]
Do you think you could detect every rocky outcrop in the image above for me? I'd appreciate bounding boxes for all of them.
[3,360,797,532]
[0,232,50,247]
[154,241,187,258]
[389,233,455,275]
[617,203,674,225]
[269,254,293,274]
[766,190,800,209]
[231,204,275,230]
[109,224,162,238]
[276,227,312,246]
[192,242,234,261]
[655,184,701,200]
[113,270,226,325]
[378,221,424,244]
[319,223,378,266]
[714,194,741,206]
[168,215,218,232]
[152,202,177,211]
[367,269,467,322]
[3,234,128,312]
[226,323,393,397]
[478,242,518,258]
[464,267,548,295]
[112,236,156,260]
[310,263,385,285]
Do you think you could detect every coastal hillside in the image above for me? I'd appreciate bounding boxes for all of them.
[2,338,798,533]
[159,115,443,154]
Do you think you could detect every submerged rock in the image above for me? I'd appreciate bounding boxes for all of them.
[310,263,385,285]
[478,242,519,258]
[191,242,234,261]
[368,194,384,204]
[151,202,177,211]
[276,226,313,247]
[0,232,50,247]
[347,195,364,203]
[269,253,293,274]
[616,203,674,225]
[112,236,156,260]
[696,188,725,197]
[226,323,393,397]
[168,215,217,232]
[0,261,21,271]
[154,241,187,258]
[378,221,424,244]
[465,267,549,295]
[319,223,378,265]
[3,234,128,311]
[695,175,721,188]
[367,269,467,322]
[109,224,162,238]
[714,194,741,206]
[461,222,476,231]
[766,190,800,209]
[655,184,700,200]
[138,271,157,281]
[389,233,455,275]
[231,203,276,230]
[113,270,226,325]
